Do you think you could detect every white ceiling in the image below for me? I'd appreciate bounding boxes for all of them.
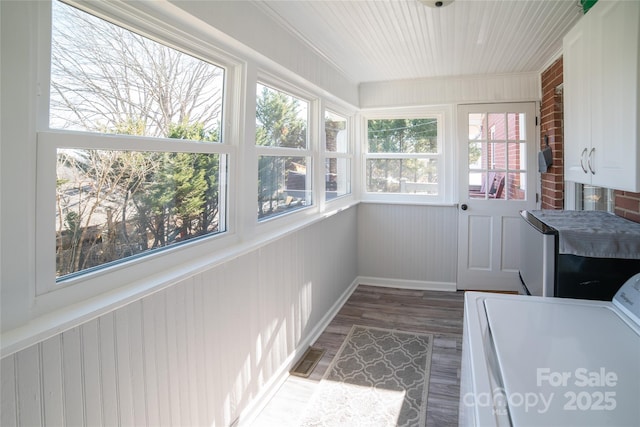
[254,0,584,84]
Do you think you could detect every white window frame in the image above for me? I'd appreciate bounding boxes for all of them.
[360,106,452,204]
[322,105,354,206]
[255,74,318,224]
[34,1,242,302]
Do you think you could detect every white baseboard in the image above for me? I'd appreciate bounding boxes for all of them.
[357,276,457,292]
[237,277,360,426]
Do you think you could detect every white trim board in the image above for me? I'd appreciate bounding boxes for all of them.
[357,276,457,292]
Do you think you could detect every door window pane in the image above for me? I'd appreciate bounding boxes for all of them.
[489,142,507,170]
[469,172,505,199]
[469,142,487,170]
[466,112,528,200]
[508,142,525,170]
[507,113,526,140]
[507,172,526,200]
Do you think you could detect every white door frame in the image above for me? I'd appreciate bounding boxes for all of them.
[456,102,539,291]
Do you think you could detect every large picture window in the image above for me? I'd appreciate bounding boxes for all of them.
[43,1,230,282]
[256,83,312,220]
[365,117,442,196]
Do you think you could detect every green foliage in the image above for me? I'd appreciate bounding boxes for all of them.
[56,120,222,276]
[366,118,439,193]
[167,120,219,142]
[256,85,306,148]
[367,118,437,153]
[256,86,308,218]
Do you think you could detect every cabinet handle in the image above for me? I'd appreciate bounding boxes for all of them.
[580,148,588,173]
[588,148,595,175]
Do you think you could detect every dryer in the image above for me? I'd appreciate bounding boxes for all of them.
[460,273,640,426]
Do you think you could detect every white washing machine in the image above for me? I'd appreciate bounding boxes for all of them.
[459,273,640,426]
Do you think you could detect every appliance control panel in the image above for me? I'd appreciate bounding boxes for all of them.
[613,272,640,325]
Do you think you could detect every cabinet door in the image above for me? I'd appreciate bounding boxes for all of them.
[563,18,591,184]
[591,1,640,191]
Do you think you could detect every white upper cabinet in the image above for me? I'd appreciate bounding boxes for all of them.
[563,0,640,191]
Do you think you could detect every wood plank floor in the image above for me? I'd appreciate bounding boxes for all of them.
[250,285,465,427]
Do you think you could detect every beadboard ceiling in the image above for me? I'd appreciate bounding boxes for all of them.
[253,0,583,84]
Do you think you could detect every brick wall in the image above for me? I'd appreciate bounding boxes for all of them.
[539,57,640,223]
[615,191,640,223]
[539,57,564,209]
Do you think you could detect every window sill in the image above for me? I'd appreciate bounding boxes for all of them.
[0,200,360,358]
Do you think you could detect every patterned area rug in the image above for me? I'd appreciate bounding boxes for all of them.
[298,325,433,427]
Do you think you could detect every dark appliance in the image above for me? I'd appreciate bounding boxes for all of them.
[519,210,640,300]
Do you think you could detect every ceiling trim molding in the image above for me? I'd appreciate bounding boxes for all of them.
[250,0,354,82]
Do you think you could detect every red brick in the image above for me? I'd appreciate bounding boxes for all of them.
[540,57,564,207]
[615,195,640,211]
[615,209,640,224]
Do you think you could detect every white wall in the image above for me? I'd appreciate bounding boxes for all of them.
[1,207,358,427]
[358,203,458,290]
[360,72,541,108]
[166,0,359,107]
[0,1,545,424]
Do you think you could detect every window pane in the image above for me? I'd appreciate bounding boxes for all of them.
[367,119,438,154]
[366,159,438,194]
[325,157,351,200]
[50,1,224,141]
[577,184,615,212]
[489,142,507,170]
[256,84,308,148]
[56,149,225,278]
[469,142,487,170]
[508,142,525,170]
[507,172,526,200]
[488,113,504,141]
[325,111,348,153]
[507,113,525,140]
[258,156,311,220]
[468,113,485,141]
[469,172,504,199]
[469,172,485,198]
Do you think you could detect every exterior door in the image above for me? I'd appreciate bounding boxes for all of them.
[457,103,538,291]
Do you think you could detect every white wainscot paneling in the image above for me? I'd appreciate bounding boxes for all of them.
[357,203,458,290]
[501,215,521,272]
[468,215,492,270]
[0,208,358,427]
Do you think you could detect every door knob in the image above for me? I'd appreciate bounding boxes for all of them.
[461,204,468,211]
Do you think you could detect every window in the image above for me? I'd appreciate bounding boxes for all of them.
[41,1,231,283]
[365,116,442,197]
[324,110,351,200]
[575,184,615,212]
[256,83,312,220]
[467,113,526,200]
